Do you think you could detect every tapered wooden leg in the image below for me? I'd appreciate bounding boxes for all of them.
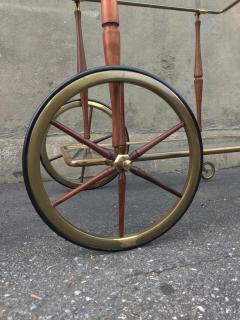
[194,14,203,131]
[101,0,126,152]
[75,4,90,138]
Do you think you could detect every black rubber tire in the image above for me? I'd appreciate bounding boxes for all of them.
[23,65,203,251]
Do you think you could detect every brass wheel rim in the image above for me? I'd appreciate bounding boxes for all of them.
[26,69,202,250]
[40,100,116,188]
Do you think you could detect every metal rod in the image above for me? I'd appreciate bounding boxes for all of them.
[62,156,113,167]
[61,145,240,167]
[135,146,240,162]
[49,154,63,162]
[82,0,240,15]
[207,0,240,14]
[203,146,240,155]
[74,3,90,139]
[62,140,149,150]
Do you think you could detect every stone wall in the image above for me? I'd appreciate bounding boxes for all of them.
[0,0,240,182]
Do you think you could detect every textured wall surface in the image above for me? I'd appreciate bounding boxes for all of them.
[0,0,240,182]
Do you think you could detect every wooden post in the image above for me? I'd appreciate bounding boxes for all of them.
[194,13,203,131]
[101,0,126,153]
[74,1,90,138]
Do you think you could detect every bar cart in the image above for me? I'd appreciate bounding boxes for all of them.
[23,0,240,251]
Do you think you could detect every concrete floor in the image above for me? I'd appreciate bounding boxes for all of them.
[0,167,240,319]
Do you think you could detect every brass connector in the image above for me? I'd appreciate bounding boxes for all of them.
[114,154,132,172]
[73,0,80,11]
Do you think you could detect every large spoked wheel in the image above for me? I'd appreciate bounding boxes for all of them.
[23,66,203,251]
[40,99,118,189]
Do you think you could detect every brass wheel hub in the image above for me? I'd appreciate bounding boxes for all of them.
[114,154,132,171]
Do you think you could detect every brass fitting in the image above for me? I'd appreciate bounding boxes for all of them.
[114,154,132,171]
[73,0,80,11]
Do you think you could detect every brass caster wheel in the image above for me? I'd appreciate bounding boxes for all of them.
[23,66,203,251]
[40,99,120,189]
[201,161,215,181]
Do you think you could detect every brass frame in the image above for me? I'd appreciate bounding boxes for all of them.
[25,68,202,250]
[82,0,240,15]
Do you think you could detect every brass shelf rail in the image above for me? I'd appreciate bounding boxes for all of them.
[81,0,240,15]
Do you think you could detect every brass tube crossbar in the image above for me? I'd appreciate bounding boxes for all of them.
[81,0,240,15]
[61,145,240,167]
[136,146,240,162]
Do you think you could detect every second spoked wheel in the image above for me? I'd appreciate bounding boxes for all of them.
[23,66,203,251]
[40,99,118,189]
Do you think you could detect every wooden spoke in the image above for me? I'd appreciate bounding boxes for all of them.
[52,167,116,207]
[118,171,126,238]
[88,106,93,132]
[50,120,115,160]
[79,149,91,183]
[49,154,63,162]
[130,122,184,161]
[130,166,182,198]
[93,133,113,144]
[80,166,86,183]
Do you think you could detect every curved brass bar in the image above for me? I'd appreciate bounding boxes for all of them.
[82,0,240,15]
[207,0,240,14]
